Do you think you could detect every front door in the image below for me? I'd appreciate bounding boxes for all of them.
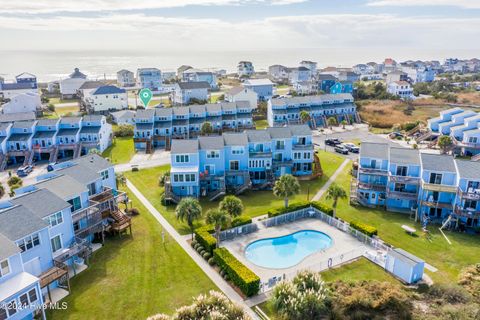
[16,142,20,150]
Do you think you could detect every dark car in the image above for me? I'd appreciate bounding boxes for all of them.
[343,143,360,153]
[334,145,349,155]
[325,138,342,146]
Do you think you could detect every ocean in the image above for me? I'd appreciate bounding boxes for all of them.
[0,48,475,82]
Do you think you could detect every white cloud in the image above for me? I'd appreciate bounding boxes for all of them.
[0,12,478,52]
[0,0,306,13]
[367,0,480,9]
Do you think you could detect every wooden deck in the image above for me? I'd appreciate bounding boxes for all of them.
[40,265,68,288]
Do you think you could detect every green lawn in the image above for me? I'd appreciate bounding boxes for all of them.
[55,106,81,117]
[47,187,216,320]
[254,119,268,129]
[49,97,80,105]
[125,151,345,235]
[321,164,480,284]
[101,137,135,164]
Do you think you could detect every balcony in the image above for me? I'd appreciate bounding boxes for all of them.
[293,143,313,150]
[422,182,458,193]
[53,237,91,263]
[389,175,420,185]
[359,167,389,176]
[358,181,387,192]
[459,190,480,201]
[421,200,454,210]
[387,190,418,200]
[454,206,480,218]
[39,261,68,288]
[249,150,272,158]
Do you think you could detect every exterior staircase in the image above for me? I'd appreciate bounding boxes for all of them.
[312,153,323,177]
[23,151,34,166]
[164,180,181,204]
[73,143,81,158]
[146,140,153,154]
[311,116,317,129]
[110,209,132,234]
[49,146,59,163]
[354,112,361,124]
[233,174,251,195]
[0,154,6,171]
[209,188,226,201]
[416,130,434,143]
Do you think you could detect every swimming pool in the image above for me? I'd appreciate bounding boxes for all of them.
[244,230,333,269]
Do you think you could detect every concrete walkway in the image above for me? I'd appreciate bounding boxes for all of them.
[126,180,259,320]
[312,159,351,201]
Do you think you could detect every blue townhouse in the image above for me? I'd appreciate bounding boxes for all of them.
[329,81,354,94]
[165,125,319,202]
[182,69,218,89]
[353,142,389,207]
[56,117,81,159]
[426,107,464,136]
[454,160,480,229]
[243,79,274,101]
[317,74,337,93]
[268,93,358,128]
[32,119,59,162]
[386,147,421,213]
[15,73,37,89]
[0,154,128,318]
[136,68,162,92]
[0,234,45,320]
[6,121,35,167]
[133,102,255,153]
[353,143,480,230]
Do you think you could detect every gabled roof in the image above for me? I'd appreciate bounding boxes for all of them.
[244,79,273,86]
[189,104,206,114]
[289,124,311,136]
[72,153,112,172]
[171,139,198,154]
[360,142,389,159]
[198,136,224,150]
[135,109,155,120]
[0,205,48,241]
[154,108,172,117]
[223,132,248,146]
[246,129,271,142]
[420,153,456,172]
[267,127,291,139]
[12,120,35,129]
[92,85,126,95]
[16,72,36,79]
[0,83,34,90]
[60,117,82,124]
[111,110,136,120]
[11,189,71,219]
[455,159,480,180]
[78,81,105,90]
[82,114,104,122]
[56,163,100,185]
[389,147,420,165]
[172,107,190,115]
[35,175,88,200]
[117,69,133,75]
[37,118,60,127]
[227,86,250,96]
[0,233,20,260]
[0,112,35,123]
[177,82,210,90]
[69,68,87,79]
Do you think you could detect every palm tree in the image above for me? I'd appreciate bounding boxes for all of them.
[200,122,213,136]
[299,110,310,124]
[175,197,202,240]
[325,184,347,218]
[273,174,300,208]
[341,120,347,129]
[206,209,230,248]
[327,117,337,129]
[219,195,244,218]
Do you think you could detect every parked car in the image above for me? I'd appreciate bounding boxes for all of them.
[325,138,342,146]
[334,144,349,155]
[47,162,57,172]
[389,132,404,139]
[17,165,33,177]
[343,143,360,153]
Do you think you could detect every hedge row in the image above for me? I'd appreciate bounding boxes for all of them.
[267,201,334,218]
[350,221,378,237]
[213,248,260,297]
[194,216,253,253]
[195,226,217,254]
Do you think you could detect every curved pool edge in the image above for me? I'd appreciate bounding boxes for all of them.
[243,229,333,270]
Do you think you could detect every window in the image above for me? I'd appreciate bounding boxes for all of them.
[370,159,377,168]
[101,170,109,180]
[231,147,244,155]
[68,196,82,212]
[230,161,239,171]
[175,155,189,163]
[205,165,215,175]
[304,152,311,159]
[46,212,63,227]
[394,183,406,192]
[0,306,6,320]
[6,300,17,317]
[275,140,285,150]
[429,173,442,185]
[293,152,301,160]
[396,166,407,176]
[206,150,220,159]
[0,259,9,277]
[51,235,62,253]
[19,293,29,308]
[468,137,478,143]
[17,234,40,253]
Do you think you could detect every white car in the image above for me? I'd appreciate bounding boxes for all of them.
[343,143,360,153]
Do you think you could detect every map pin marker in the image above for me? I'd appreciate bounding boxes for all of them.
[139,88,153,108]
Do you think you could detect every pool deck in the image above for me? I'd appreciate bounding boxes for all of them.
[222,218,368,282]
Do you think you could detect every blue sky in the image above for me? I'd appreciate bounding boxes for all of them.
[0,0,479,56]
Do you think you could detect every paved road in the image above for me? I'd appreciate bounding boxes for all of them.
[126,180,260,320]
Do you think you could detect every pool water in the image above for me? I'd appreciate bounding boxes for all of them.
[244,230,333,269]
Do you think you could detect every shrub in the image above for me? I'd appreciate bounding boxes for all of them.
[7,176,22,187]
[224,274,229,281]
[428,284,471,304]
[208,257,215,266]
[220,269,226,277]
[194,226,217,254]
[126,208,140,216]
[267,201,334,218]
[458,264,480,301]
[213,248,260,297]
[158,172,170,187]
[350,221,378,237]
[231,216,252,228]
[191,240,197,247]
[196,246,204,253]
[203,252,211,260]
[0,184,4,198]
[113,124,134,137]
